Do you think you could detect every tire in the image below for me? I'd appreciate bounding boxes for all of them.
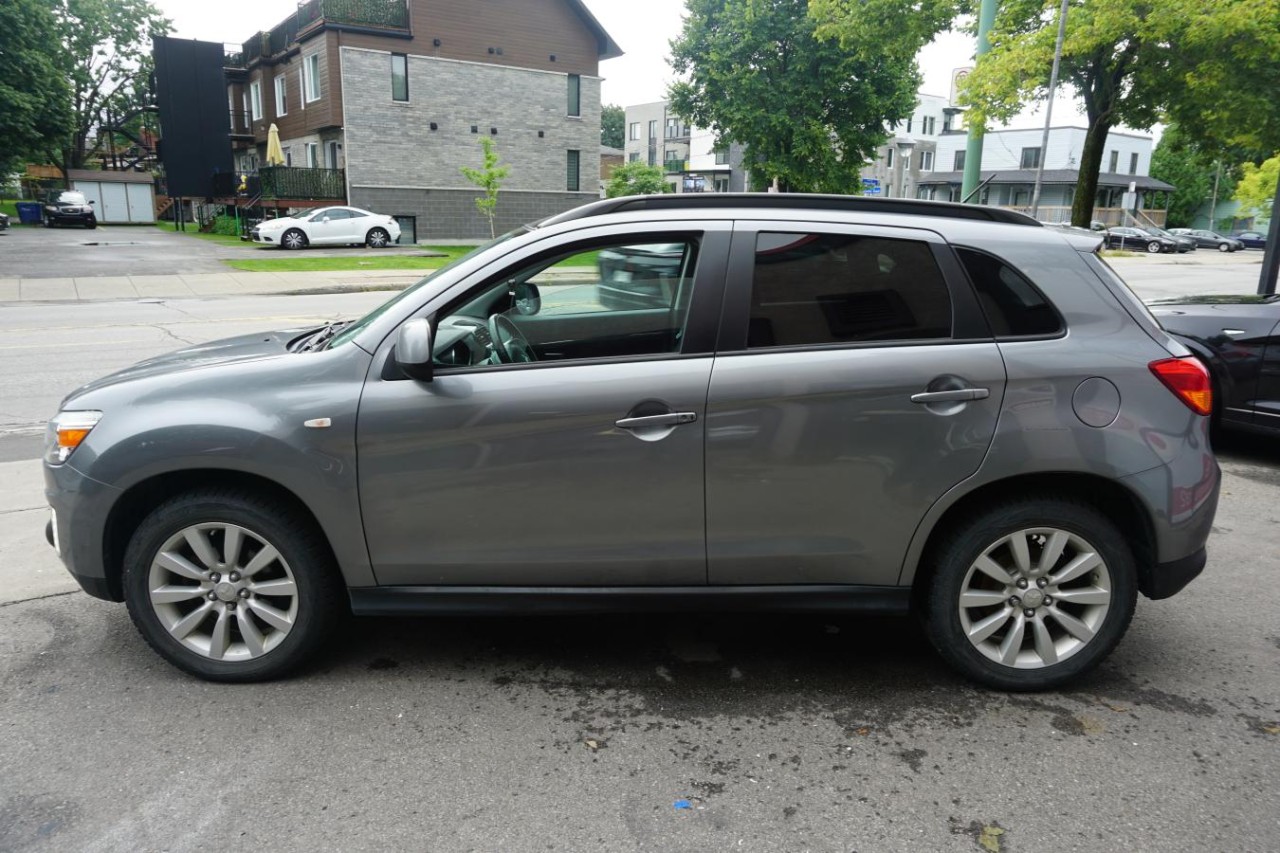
[366,227,391,249]
[1217,242,1230,252]
[122,489,344,682]
[923,497,1137,691]
[1146,241,1161,254]
[86,219,97,230]
[281,228,308,250]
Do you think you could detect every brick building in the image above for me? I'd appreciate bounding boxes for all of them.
[224,0,620,238]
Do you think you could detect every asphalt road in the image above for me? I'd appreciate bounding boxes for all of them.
[0,277,1277,851]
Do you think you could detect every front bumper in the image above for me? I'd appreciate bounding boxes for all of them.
[44,460,124,601]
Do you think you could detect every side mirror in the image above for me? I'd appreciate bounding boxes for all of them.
[89,200,96,206]
[513,282,541,316]
[321,216,331,222]
[395,318,434,382]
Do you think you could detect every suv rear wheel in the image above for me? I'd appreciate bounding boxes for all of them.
[122,490,343,682]
[923,498,1137,691]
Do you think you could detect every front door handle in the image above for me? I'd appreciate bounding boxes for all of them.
[911,388,990,404]
[615,412,698,430]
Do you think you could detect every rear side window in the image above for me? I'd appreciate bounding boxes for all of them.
[747,232,952,348]
[955,248,1063,338]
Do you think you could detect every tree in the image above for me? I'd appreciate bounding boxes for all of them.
[0,0,73,177]
[960,0,1280,227]
[601,104,625,150]
[668,0,927,193]
[459,137,511,238]
[604,162,670,198]
[1234,153,1280,222]
[1150,126,1227,228]
[50,0,170,173]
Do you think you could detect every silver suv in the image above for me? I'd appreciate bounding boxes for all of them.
[44,195,1220,689]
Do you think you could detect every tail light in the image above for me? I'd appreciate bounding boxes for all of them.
[1149,357,1212,416]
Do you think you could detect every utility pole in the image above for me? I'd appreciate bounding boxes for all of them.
[961,0,1000,204]
[1029,0,1070,219]
[1259,175,1280,295]
[1208,160,1221,229]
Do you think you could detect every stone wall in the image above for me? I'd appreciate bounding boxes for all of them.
[350,186,596,240]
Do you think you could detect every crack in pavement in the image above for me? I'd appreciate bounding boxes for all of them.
[0,506,44,516]
[0,590,78,609]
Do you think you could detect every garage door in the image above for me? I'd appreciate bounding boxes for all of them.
[71,180,156,224]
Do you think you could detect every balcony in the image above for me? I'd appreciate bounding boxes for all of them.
[296,0,411,32]
[213,167,346,203]
[228,110,253,139]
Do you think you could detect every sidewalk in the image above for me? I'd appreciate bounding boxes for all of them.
[1,268,432,304]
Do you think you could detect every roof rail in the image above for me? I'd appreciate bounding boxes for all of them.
[538,193,1043,228]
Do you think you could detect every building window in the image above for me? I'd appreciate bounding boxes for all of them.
[282,147,292,167]
[924,117,936,135]
[567,74,580,117]
[664,148,682,169]
[249,81,262,121]
[1108,150,1119,172]
[305,142,318,168]
[714,148,729,166]
[304,53,321,103]
[567,149,580,191]
[906,117,913,133]
[954,150,966,171]
[648,120,658,140]
[628,122,640,141]
[647,149,656,167]
[1129,152,1139,174]
[391,53,408,102]
[886,148,894,168]
[714,176,729,192]
[274,76,287,116]
[327,141,341,169]
[920,151,934,170]
[628,152,639,162]
[902,152,911,171]
[1020,147,1041,169]
[665,117,681,138]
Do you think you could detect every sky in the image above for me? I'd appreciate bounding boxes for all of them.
[154,0,1105,134]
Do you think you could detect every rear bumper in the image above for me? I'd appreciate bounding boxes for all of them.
[1145,548,1207,600]
[1122,448,1220,600]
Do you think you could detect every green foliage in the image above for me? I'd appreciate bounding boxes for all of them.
[960,0,1280,226]
[459,137,511,239]
[602,104,625,150]
[1150,126,1232,228]
[50,0,171,171]
[210,215,241,236]
[0,0,73,176]
[668,0,926,193]
[604,162,669,198]
[1234,153,1280,221]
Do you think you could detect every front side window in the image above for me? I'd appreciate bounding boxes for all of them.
[430,238,701,370]
[304,53,321,102]
[391,53,408,102]
[746,232,952,348]
[567,74,581,117]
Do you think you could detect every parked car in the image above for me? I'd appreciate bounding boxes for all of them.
[1102,226,1178,254]
[1148,226,1196,252]
[1167,228,1243,252]
[0,210,9,233]
[1150,293,1280,436]
[1232,231,1267,249]
[44,194,1219,691]
[43,190,97,228]
[250,206,400,249]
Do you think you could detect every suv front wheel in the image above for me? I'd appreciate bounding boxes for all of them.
[923,498,1137,691]
[122,490,343,682]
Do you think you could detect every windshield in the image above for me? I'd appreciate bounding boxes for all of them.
[53,191,88,205]
[325,227,530,349]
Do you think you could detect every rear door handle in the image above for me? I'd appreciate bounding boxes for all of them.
[615,412,698,429]
[911,388,990,404]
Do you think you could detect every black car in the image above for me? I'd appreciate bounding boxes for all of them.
[0,211,9,233]
[43,190,97,228]
[1148,226,1196,252]
[1102,226,1178,254]
[1233,231,1267,249]
[1150,293,1280,435]
[1168,228,1243,252]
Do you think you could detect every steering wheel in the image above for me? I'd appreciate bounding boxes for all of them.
[488,313,538,363]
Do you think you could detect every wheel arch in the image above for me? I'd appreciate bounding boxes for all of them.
[904,472,1157,601]
[101,469,341,602]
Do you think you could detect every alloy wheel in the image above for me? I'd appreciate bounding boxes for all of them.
[957,527,1112,669]
[147,522,299,661]
[367,229,389,248]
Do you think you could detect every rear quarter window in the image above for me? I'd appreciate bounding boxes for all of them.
[955,248,1064,338]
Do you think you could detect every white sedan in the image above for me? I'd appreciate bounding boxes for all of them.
[250,206,402,250]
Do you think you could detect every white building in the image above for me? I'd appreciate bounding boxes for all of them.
[859,92,958,199]
[623,100,747,193]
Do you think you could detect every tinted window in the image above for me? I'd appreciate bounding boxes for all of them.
[747,232,952,348]
[956,248,1063,338]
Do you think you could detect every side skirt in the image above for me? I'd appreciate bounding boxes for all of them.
[348,585,912,617]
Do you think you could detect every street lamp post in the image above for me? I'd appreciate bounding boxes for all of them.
[1029,0,1071,220]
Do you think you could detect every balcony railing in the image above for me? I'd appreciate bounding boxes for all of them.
[212,167,346,201]
[228,110,252,136]
[297,0,411,31]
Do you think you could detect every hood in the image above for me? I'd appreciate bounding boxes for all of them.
[65,327,309,402]
[255,216,302,229]
[1149,294,1280,306]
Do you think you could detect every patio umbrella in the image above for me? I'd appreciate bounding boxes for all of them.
[265,123,285,166]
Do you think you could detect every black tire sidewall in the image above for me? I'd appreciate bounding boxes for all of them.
[925,499,1138,691]
[123,492,340,682]
[367,228,388,248]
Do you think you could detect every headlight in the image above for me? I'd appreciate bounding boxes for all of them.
[44,411,102,464]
